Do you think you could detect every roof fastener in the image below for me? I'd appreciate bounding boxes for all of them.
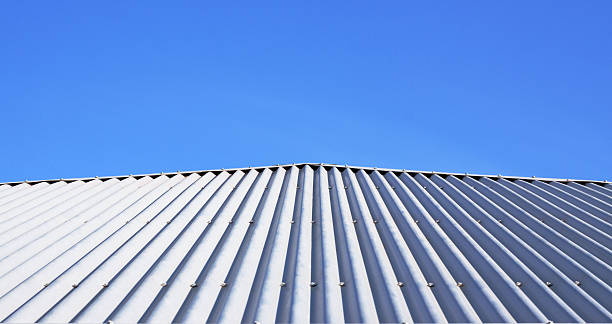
[207,220,212,224]
[344,186,348,189]
[190,283,198,288]
[220,282,228,287]
[166,220,171,224]
[280,282,286,287]
[352,219,357,224]
[373,220,378,224]
[545,282,553,287]
[415,220,419,224]
[102,283,109,288]
[254,321,261,324]
[228,220,233,224]
[72,283,79,288]
[391,186,396,189]
[427,282,434,287]
[375,186,380,189]
[248,219,254,224]
[161,282,167,287]
[328,186,332,189]
[498,219,503,223]
[515,281,522,287]
[290,220,295,224]
[574,281,581,286]
[146,220,150,224]
[339,281,345,287]
[43,283,49,287]
[456,282,464,287]
[311,220,316,224]
[476,220,481,223]
[397,282,404,287]
[310,282,317,287]
[435,219,440,223]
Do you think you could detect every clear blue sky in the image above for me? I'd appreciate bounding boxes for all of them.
[1,1,610,183]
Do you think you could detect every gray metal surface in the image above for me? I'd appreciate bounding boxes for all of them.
[0,163,610,323]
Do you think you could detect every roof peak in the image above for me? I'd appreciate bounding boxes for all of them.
[0,162,607,186]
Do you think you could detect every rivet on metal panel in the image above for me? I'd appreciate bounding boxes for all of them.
[415,220,419,224]
[280,282,286,287]
[435,219,440,223]
[190,283,198,288]
[574,281,581,286]
[339,282,345,287]
[515,281,522,287]
[265,186,268,189]
[352,219,357,224]
[254,321,261,324]
[373,220,379,224]
[228,220,233,224]
[397,282,404,287]
[439,186,443,189]
[562,219,567,223]
[43,283,49,287]
[161,282,167,287]
[545,282,553,287]
[72,283,79,288]
[391,186,395,189]
[311,220,316,224]
[297,186,300,189]
[310,282,317,287]
[102,283,109,288]
[375,186,380,189]
[498,219,503,223]
[344,186,348,189]
[166,220,171,224]
[290,220,295,224]
[423,186,427,189]
[249,219,254,224]
[476,220,481,223]
[207,220,212,224]
[221,282,228,287]
[107,320,114,324]
[328,186,332,189]
[146,220,151,224]
[125,220,130,224]
[456,282,464,287]
[427,282,434,287]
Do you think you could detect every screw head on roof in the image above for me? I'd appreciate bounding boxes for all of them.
[375,186,379,189]
[476,220,481,223]
[352,219,357,224]
[574,281,581,286]
[161,282,167,287]
[311,220,316,224]
[43,283,49,287]
[248,219,254,224]
[220,282,228,287]
[72,283,79,288]
[280,282,286,287]
[515,281,522,287]
[339,281,345,287]
[498,219,503,223]
[456,282,464,287]
[545,282,553,287]
[290,220,295,224]
[228,220,233,224]
[397,282,404,287]
[328,186,332,189]
[190,283,198,288]
[166,220,171,224]
[310,282,317,287]
[344,186,348,189]
[435,219,440,223]
[207,220,212,224]
[427,282,434,287]
[415,220,419,224]
[102,283,109,288]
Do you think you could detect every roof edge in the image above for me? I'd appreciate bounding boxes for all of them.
[1,162,609,186]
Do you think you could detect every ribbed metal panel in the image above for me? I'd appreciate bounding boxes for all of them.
[0,164,610,323]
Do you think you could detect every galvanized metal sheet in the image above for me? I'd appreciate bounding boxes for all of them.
[0,164,610,323]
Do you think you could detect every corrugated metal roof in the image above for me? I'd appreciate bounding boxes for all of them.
[0,163,610,323]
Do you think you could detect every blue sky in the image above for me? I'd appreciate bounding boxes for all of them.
[1,1,610,183]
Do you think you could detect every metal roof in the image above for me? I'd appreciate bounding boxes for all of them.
[0,163,610,323]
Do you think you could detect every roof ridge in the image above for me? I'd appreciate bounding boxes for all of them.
[0,162,608,186]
